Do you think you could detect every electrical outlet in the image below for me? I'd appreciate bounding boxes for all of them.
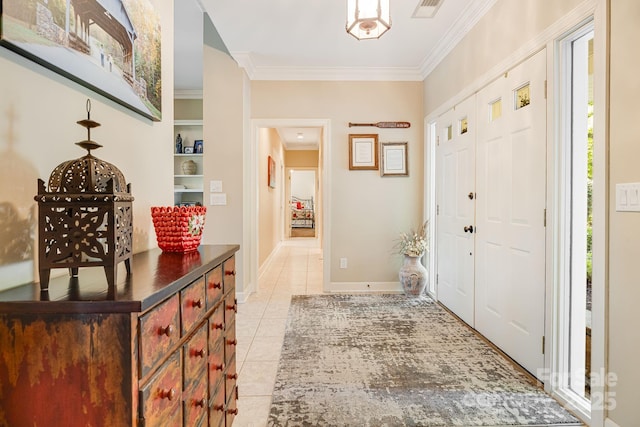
[340,258,347,269]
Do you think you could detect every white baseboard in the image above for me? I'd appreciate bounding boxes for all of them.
[328,281,403,293]
[236,288,251,303]
[605,418,621,427]
[258,241,283,279]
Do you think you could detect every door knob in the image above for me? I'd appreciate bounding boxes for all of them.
[468,192,475,200]
[464,225,474,233]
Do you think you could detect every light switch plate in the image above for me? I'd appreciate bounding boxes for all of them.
[616,183,640,212]
[210,180,223,193]
[210,193,227,206]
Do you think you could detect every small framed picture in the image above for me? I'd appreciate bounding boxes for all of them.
[380,142,408,177]
[184,146,194,154]
[194,140,204,153]
[349,134,378,170]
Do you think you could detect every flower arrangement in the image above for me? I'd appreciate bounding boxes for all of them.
[395,221,429,257]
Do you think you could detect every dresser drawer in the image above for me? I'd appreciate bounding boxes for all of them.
[224,293,237,331]
[183,324,207,391]
[140,351,182,427]
[139,295,180,378]
[225,374,238,426]
[206,265,223,309]
[209,340,225,397]
[209,381,226,427]
[224,323,237,365]
[223,256,236,293]
[181,276,206,335]
[225,356,238,405]
[209,303,225,346]
[183,375,208,427]
[226,396,238,426]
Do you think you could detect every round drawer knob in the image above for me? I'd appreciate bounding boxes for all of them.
[192,299,203,308]
[194,348,205,358]
[160,388,176,401]
[227,373,238,380]
[212,323,223,330]
[211,282,222,289]
[213,404,224,412]
[159,324,174,337]
[212,363,224,371]
[227,339,237,346]
[227,408,238,415]
[195,398,207,408]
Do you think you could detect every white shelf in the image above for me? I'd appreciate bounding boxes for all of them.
[174,119,203,126]
[174,119,203,206]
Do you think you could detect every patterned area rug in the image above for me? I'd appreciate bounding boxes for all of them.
[269,294,581,426]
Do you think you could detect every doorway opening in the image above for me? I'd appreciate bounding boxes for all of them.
[555,20,593,418]
[288,169,317,238]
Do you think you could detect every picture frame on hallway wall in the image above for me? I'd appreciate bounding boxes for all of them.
[380,142,408,177]
[349,134,378,170]
[268,155,276,188]
[0,0,163,121]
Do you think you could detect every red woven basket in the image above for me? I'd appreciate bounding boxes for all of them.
[151,206,207,252]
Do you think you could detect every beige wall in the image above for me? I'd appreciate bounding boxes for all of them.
[202,45,247,293]
[252,81,423,286]
[284,150,319,168]
[174,99,203,120]
[0,0,174,291]
[423,0,584,116]
[608,0,640,424]
[258,128,284,267]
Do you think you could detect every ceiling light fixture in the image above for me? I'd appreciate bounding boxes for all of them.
[346,0,391,40]
[297,133,304,140]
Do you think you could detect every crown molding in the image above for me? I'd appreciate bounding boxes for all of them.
[232,51,423,81]
[419,0,498,79]
[174,89,203,99]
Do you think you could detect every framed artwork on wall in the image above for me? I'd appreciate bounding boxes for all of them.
[268,155,276,188]
[0,0,163,121]
[380,142,408,177]
[349,134,378,170]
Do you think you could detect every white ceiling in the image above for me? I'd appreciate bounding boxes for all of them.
[174,0,497,147]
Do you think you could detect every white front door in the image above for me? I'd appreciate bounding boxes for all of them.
[436,96,476,327]
[474,49,547,376]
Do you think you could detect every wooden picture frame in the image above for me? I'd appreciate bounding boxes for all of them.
[0,0,163,121]
[268,156,276,188]
[349,134,378,170]
[380,142,408,177]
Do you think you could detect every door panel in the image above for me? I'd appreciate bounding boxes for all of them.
[475,49,547,377]
[436,95,476,327]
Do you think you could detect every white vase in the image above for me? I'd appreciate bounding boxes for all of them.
[399,255,428,297]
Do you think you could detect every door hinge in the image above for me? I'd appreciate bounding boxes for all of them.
[437,204,440,215]
[542,336,545,354]
[544,80,547,99]
[437,135,440,146]
[436,273,439,285]
[543,208,547,227]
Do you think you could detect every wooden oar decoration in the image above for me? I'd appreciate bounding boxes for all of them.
[349,121,411,128]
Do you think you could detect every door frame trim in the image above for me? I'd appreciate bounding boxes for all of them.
[424,2,603,425]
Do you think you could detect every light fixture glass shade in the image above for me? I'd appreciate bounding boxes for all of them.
[346,0,391,40]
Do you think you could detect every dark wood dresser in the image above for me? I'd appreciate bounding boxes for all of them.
[0,245,240,427]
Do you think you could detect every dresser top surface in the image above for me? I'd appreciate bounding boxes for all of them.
[0,245,239,314]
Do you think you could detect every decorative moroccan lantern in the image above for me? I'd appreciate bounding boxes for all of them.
[35,100,134,291]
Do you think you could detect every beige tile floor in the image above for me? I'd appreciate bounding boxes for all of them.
[233,238,324,427]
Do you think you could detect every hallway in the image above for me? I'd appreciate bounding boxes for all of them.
[233,238,324,426]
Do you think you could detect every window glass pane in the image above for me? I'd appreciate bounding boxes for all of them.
[460,117,468,135]
[490,99,502,121]
[515,84,531,110]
